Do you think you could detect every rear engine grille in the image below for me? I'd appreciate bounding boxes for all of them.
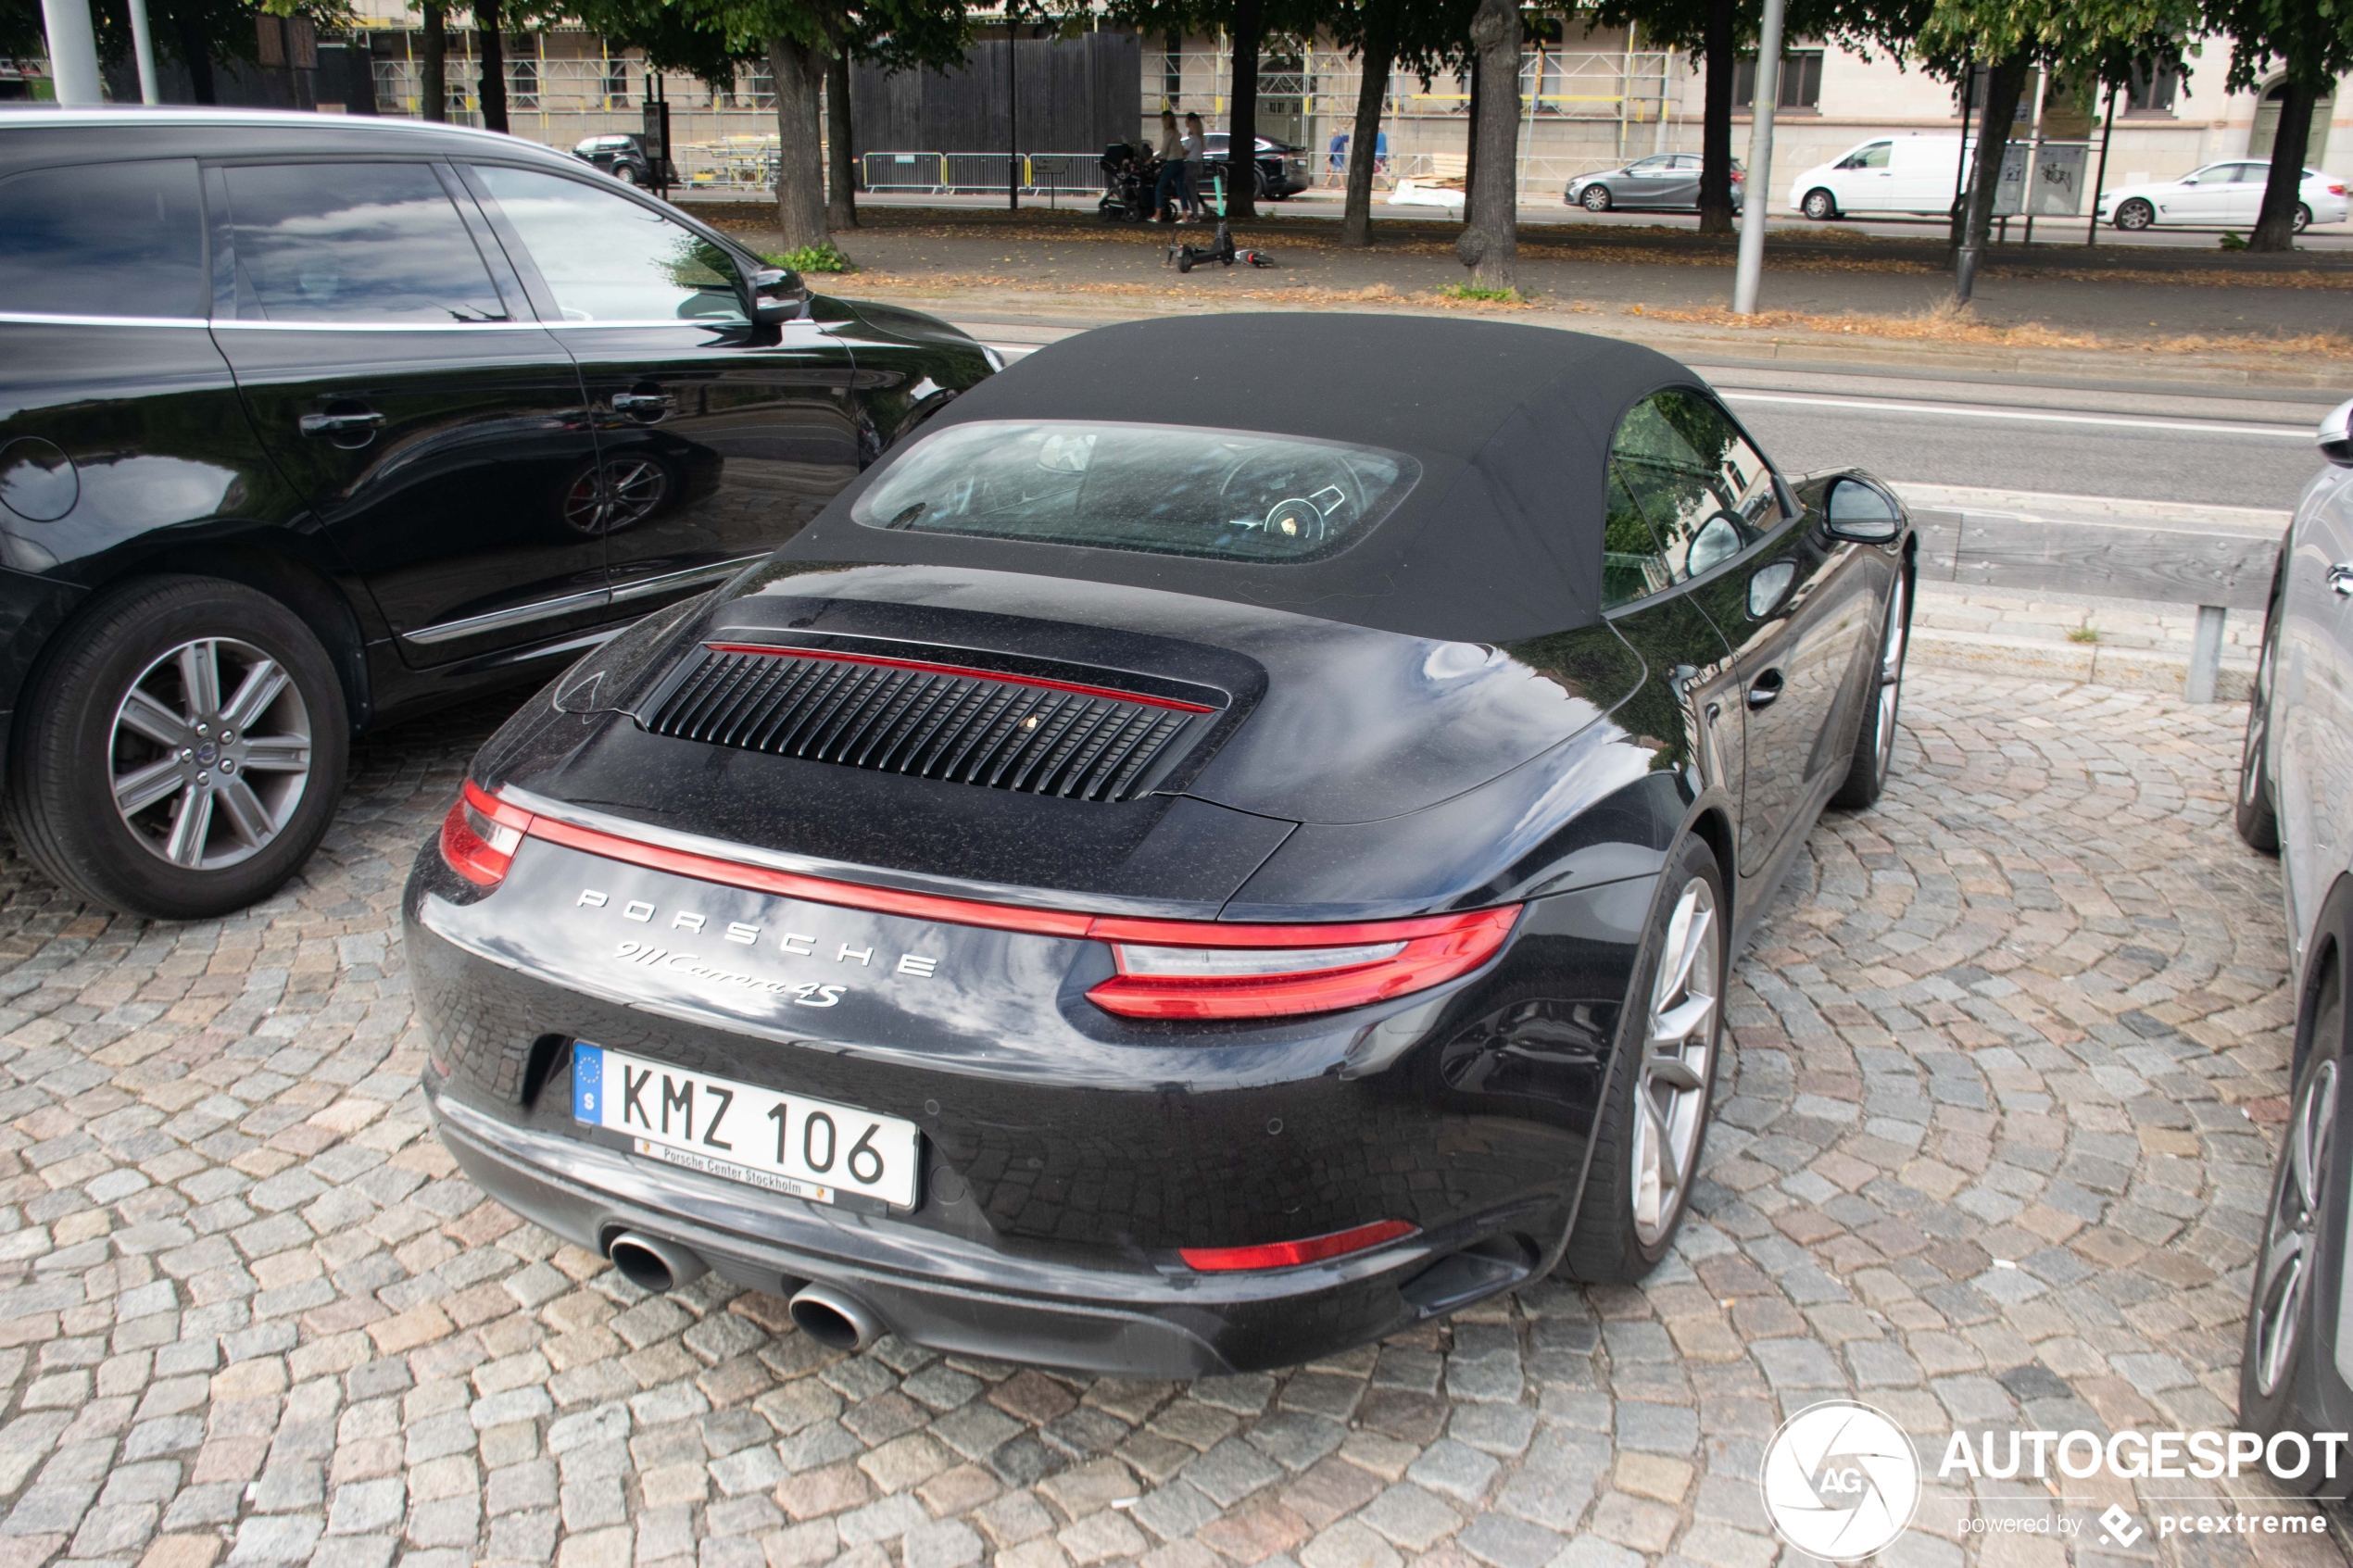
[644,646,1207,803]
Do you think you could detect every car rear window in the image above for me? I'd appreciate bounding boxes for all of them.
[850,420,1420,563]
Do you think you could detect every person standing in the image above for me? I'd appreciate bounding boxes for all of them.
[1182,111,1209,220]
[1327,127,1350,186]
[1151,107,1187,223]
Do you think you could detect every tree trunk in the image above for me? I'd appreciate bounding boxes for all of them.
[1340,0,1398,248]
[1464,52,1480,211]
[1952,50,2028,299]
[768,36,828,249]
[1454,0,1520,291]
[475,0,507,133]
[1227,0,1264,220]
[2250,75,2319,251]
[1696,0,1735,234]
[419,1,446,121]
[174,11,217,104]
[827,50,858,230]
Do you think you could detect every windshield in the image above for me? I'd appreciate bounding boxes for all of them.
[852,420,1420,563]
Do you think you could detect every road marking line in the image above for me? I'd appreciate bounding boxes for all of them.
[1718,389,2311,439]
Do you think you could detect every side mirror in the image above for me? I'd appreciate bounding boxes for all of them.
[744,264,808,324]
[2320,396,2353,469]
[1824,477,1903,543]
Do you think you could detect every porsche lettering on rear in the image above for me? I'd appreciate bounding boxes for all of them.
[579,887,940,978]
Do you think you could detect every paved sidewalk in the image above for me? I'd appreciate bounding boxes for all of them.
[0,663,2323,1568]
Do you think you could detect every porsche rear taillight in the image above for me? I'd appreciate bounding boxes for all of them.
[438,781,533,886]
[447,791,1520,1013]
[1086,907,1520,1020]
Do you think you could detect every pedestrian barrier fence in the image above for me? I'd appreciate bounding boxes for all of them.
[862,152,1115,195]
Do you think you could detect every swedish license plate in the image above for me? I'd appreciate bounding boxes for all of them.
[572,1042,920,1210]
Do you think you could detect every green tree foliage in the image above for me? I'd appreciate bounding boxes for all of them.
[2200,0,2353,248]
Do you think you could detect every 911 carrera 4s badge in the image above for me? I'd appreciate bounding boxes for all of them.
[573,1042,920,1210]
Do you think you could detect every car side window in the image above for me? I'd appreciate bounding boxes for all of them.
[220,162,510,323]
[470,164,744,324]
[0,159,206,319]
[1603,467,1672,609]
[1608,390,1781,587]
[1839,143,1891,169]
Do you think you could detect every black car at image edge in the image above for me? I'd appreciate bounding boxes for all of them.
[407,314,1918,1375]
[0,107,997,920]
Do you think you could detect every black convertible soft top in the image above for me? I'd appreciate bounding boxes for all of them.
[783,314,1696,643]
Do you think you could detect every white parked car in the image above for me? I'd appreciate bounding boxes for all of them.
[1788,134,1967,219]
[2097,163,2349,231]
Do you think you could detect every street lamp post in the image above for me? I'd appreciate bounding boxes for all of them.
[39,0,104,105]
[1730,0,1786,314]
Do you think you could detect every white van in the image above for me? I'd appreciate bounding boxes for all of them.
[1787,135,1970,219]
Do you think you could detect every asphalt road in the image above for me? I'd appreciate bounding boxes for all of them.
[1695,363,2336,510]
[985,335,2336,510]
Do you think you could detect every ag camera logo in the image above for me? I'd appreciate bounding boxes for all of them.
[1761,1400,1921,1561]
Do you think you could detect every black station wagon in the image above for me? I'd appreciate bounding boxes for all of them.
[0,107,997,921]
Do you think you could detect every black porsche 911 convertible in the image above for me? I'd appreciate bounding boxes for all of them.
[406,315,1915,1375]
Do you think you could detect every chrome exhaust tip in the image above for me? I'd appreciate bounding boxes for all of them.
[787,1282,882,1351]
[607,1231,709,1294]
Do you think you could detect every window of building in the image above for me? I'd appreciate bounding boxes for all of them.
[2125,57,2181,116]
[1734,50,1823,112]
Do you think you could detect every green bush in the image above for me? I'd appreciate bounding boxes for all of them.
[764,242,857,275]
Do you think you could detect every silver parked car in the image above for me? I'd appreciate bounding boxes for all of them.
[2233,394,2353,1494]
[1566,154,1743,212]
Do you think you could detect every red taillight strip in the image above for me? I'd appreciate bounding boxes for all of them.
[1179,1219,1417,1272]
[497,789,1515,954]
[522,810,1097,938]
[701,644,1216,714]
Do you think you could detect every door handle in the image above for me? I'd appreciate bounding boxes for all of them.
[1747,671,1785,709]
[297,410,384,436]
[2331,562,2353,596]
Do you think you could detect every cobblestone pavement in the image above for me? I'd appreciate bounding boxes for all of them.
[0,666,2334,1568]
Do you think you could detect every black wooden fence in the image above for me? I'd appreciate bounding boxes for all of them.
[849,32,1140,157]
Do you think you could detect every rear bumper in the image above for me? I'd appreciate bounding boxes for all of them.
[406,825,1655,1373]
[428,1079,1544,1377]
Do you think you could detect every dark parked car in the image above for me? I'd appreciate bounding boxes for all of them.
[573,131,670,188]
[0,107,997,921]
[1567,153,1744,212]
[1201,132,1312,200]
[2232,394,2353,1494]
[408,314,1917,1375]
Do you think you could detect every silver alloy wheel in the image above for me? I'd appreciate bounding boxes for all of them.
[1631,876,1721,1245]
[2253,1058,2337,1395]
[110,637,313,872]
[2244,628,2275,808]
[1582,184,1612,211]
[1874,576,1909,782]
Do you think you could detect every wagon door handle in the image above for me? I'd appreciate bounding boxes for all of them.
[2330,562,2353,596]
[297,409,384,436]
[1746,670,1785,709]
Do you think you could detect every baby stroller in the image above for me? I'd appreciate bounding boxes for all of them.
[1098,141,1160,223]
